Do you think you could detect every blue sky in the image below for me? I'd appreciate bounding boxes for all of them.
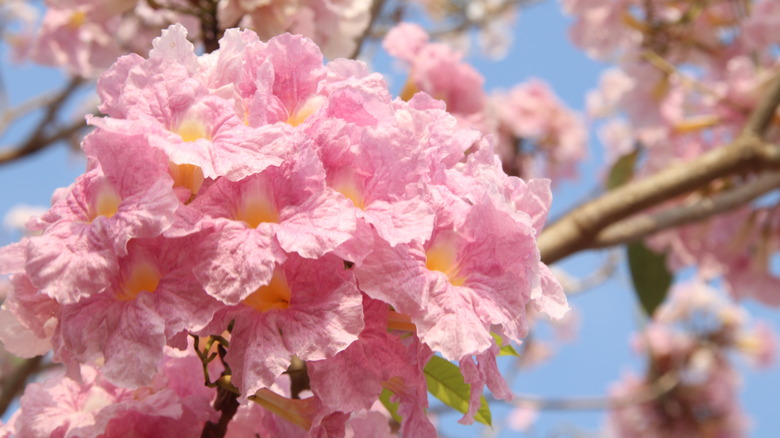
[0,1,778,436]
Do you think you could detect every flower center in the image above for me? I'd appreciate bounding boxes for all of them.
[243,268,291,312]
[235,187,279,228]
[425,232,466,286]
[330,168,366,210]
[169,162,204,195]
[67,11,87,30]
[176,119,211,142]
[92,182,122,220]
[286,96,324,127]
[117,260,161,301]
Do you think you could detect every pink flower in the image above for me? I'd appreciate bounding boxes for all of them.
[308,299,436,437]
[218,0,372,59]
[203,254,364,398]
[383,22,487,122]
[51,236,219,388]
[95,25,288,182]
[489,79,587,180]
[8,346,215,438]
[191,144,356,305]
[24,133,180,304]
[357,190,556,361]
[0,274,58,358]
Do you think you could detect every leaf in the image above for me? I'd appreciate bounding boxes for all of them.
[606,149,639,190]
[379,388,403,424]
[498,344,520,357]
[491,332,519,357]
[626,241,673,317]
[424,355,492,426]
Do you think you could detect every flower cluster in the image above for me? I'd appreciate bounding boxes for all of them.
[566,0,780,305]
[607,280,775,437]
[384,22,586,181]
[21,0,371,77]
[0,25,565,436]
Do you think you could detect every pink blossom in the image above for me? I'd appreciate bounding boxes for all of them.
[191,144,356,304]
[741,0,780,53]
[24,134,180,304]
[8,346,215,438]
[0,274,58,358]
[218,0,372,59]
[95,25,288,182]
[308,299,436,437]
[51,236,219,388]
[564,0,639,59]
[383,22,487,122]
[489,79,587,180]
[204,254,363,398]
[357,191,554,361]
[25,0,197,77]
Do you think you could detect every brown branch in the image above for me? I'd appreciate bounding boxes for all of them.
[0,356,43,417]
[0,77,90,165]
[538,73,780,264]
[0,116,90,164]
[349,0,387,60]
[593,171,780,248]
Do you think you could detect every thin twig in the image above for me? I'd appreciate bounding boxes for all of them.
[558,249,621,296]
[505,372,678,411]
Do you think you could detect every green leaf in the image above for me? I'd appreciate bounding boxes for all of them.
[627,241,673,317]
[379,388,403,424]
[498,344,520,357]
[491,332,519,357]
[606,149,639,190]
[424,356,492,426]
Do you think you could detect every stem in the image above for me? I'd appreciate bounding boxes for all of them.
[200,384,240,438]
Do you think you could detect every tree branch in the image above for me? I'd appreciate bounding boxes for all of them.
[538,73,780,264]
[592,171,780,248]
[349,0,387,60]
[0,356,43,417]
[0,77,89,165]
[0,116,90,164]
